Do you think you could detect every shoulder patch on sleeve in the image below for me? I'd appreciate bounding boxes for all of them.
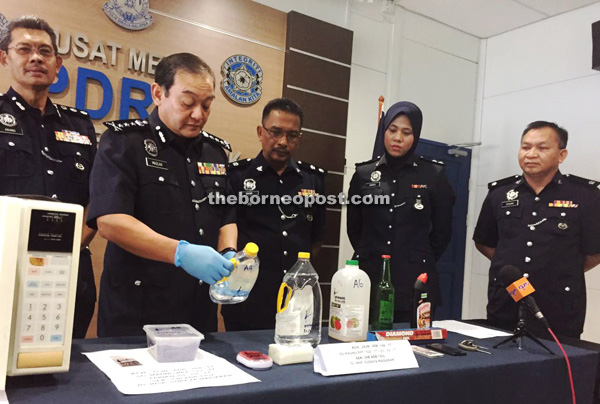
[202,131,232,152]
[355,156,379,167]
[297,160,327,176]
[228,158,252,169]
[54,104,91,117]
[564,174,600,188]
[488,175,522,190]
[103,119,149,132]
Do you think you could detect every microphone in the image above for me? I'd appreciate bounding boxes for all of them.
[498,265,549,328]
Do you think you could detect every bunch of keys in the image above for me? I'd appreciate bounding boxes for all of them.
[458,340,491,354]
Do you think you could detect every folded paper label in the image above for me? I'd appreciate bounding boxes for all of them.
[313,340,418,376]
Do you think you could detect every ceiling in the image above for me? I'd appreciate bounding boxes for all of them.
[395,0,600,38]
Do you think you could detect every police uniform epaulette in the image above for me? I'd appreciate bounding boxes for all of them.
[228,158,252,169]
[54,104,90,117]
[564,174,600,188]
[419,156,444,165]
[488,175,522,190]
[103,119,149,132]
[297,160,327,175]
[202,131,232,152]
[355,156,380,167]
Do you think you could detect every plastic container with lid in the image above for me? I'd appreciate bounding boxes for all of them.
[143,324,204,363]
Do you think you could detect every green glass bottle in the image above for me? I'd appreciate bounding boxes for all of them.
[372,255,395,330]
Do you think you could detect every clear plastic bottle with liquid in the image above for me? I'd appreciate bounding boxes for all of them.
[209,242,260,304]
[274,252,322,347]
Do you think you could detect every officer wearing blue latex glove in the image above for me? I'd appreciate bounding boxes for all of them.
[87,53,238,337]
[174,241,234,284]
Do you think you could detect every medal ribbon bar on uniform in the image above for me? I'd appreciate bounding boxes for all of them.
[54,130,92,145]
[198,162,226,175]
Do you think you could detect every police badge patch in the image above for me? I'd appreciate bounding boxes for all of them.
[103,0,154,31]
[144,139,158,157]
[0,113,17,128]
[221,55,263,105]
[243,178,256,191]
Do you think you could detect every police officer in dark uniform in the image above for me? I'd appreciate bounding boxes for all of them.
[347,101,455,322]
[474,121,600,338]
[222,98,326,331]
[87,53,236,337]
[0,16,97,338]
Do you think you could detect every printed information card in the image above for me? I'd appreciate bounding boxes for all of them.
[84,348,259,395]
[313,340,418,376]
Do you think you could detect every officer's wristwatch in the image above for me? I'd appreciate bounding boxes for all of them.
[219,247,237,256]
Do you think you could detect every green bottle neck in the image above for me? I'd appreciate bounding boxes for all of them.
[381,258,392,283]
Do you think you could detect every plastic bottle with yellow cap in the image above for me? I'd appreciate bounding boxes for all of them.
[209,242,260,304]
[274,252,322,347]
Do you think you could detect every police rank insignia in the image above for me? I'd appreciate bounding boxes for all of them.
[243,178,256,191]
[370,170,381,182]
[55,130,92,145]
[221,55,263,105]
[198,162,226,175]
[549,200,578,208]
[506,189,519,201]
[102,0,154,30]
[144,139,158,157]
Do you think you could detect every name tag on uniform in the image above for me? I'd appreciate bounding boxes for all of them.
[55,130,92,145]
[145,157,168,170]
[366,182,380,188]
[501,200,519,208]
[198,162,226,175]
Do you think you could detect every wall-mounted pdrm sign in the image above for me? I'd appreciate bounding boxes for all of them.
[103,0,154,31]
[221,55,263,105]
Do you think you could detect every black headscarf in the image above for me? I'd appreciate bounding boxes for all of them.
[372,101,423,166]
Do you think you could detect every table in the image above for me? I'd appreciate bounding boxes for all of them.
[5,327,600,404]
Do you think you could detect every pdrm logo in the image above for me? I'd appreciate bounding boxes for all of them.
[221,55,263,105]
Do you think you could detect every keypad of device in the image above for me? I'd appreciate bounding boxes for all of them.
[18,254,71,347]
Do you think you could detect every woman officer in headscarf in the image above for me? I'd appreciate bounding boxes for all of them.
[347,101,455,323]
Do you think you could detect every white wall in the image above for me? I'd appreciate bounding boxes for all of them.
[465,2,600,342]
[255,0,481,271]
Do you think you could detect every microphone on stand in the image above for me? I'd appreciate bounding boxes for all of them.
[498,265,549,328]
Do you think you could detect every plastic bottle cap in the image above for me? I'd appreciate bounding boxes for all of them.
[381,255,391,259]
[298,252,310,259]
[244,242,259,257]
[346,260,359,266]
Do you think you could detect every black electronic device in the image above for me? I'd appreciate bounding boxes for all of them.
[426,343,466,356]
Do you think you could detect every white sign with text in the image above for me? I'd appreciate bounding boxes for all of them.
[313,340,419,377]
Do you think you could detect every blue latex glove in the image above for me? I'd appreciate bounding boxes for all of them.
[222,250,236,260]
[174,241,233,284]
